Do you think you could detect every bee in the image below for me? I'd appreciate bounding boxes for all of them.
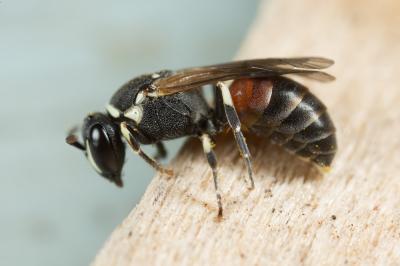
[66,57,337,216]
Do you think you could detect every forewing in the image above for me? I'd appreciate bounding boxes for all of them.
[151,57,335,96]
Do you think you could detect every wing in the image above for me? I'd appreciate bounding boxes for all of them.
[150,57,335,96]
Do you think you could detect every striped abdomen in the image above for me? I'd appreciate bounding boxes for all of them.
[230,77,337,170]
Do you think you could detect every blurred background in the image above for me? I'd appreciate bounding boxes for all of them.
[0,1,259,265]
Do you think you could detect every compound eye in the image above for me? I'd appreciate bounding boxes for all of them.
[86,124,124,185]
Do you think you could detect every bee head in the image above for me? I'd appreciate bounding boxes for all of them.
[66,112,126,187]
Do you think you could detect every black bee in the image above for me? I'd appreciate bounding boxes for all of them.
[66,57,337,216]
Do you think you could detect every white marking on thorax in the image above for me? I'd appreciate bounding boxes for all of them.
[146,91,158,97]
[86,140,103,174]
[151,73,160,79]
[135,91,146,105]
[217,81,234,107]
[124,105,143,124]
[106,104,121,118]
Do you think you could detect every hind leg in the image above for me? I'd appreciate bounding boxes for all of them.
[216,81,254,189]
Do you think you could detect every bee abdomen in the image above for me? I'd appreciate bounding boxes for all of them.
[282,114,337,168]
[253,77,337,168]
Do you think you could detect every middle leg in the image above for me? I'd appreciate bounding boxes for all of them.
[154,142,167,161]
[200,134,223,217]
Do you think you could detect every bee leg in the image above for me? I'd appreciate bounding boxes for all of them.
[120,122,173,176]
[216,81,255,189]
[66,127,85,151]
[154,142,167,161]
[200,134,223,217]
[213,84,226,128]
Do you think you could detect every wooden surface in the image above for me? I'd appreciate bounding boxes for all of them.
[93,0,400,265]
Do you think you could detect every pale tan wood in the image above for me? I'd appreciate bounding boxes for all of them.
[93,0,400,265]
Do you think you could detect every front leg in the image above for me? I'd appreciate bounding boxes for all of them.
[120,122,173,176]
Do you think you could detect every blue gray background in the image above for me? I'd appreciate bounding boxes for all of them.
[0,1,259,265]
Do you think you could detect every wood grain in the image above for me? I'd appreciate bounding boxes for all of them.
[93,0,400,265]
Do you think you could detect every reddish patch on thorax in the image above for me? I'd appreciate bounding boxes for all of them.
[229,78,273,128]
